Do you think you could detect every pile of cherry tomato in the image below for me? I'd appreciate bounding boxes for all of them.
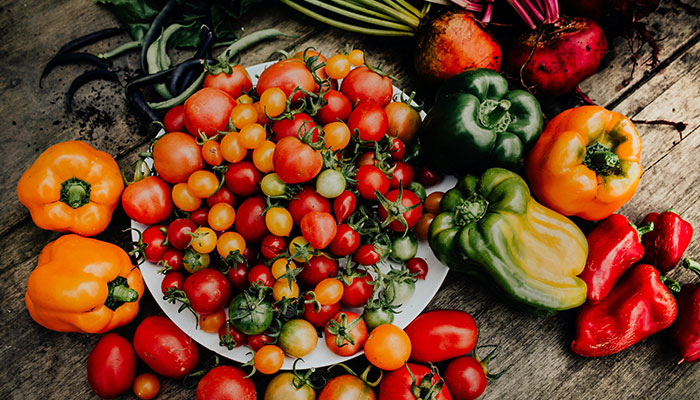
[122,47,446,381]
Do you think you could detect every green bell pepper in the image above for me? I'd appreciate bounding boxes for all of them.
[420,69,543,174]
[429,168,588,313]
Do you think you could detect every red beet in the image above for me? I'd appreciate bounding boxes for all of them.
[414,9,502,82]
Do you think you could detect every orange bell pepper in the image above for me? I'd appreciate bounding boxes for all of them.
[525,105,642,220]
[17,141,124,236]
[25,234,144,333]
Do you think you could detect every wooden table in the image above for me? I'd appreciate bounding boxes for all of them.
[1,1,699,398]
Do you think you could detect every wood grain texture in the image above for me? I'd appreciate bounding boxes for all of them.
[2,0,700,399]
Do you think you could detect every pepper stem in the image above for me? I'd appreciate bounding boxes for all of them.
[60,177,91,208]
[454,193,489,226]
[659,274,682,295]
[682,258,700,280]
[630,221,654,242]
[479,99,512,132]
[583,142,621,176]
[105,277,139,311]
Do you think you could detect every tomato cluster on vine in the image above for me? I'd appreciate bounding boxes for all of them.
[124,47,444,375]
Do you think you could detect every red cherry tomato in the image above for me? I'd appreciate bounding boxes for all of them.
[333,190,356,223]
[247,332,276,351]
[356,165,390,201]
[341,272,375,307]
[248,264,274,288]
[133,372,160,400]
[340,66,393,107]
[261,234,287,260]
[133,316,199,379]
[184,87,236,139]
[317,90,352,125]
[189,206,210,227]
[196,365,256,400]
[206,185,237,207]
[167,218,196,249]
[406,257,429,280]
[405,310,478,363]
[389,137,407,160]
[300,211,337,249]
[444,356,488,400]
[288,186,332,225]
[298,255,340,287]
[234,196,269,243]
[87,333,137,399]
[122,176,173,225]
[353,243,382,266]
[416,165,443,187]
[329,224,361,257]
[226,261,249,292]
[303,295,342,328]
[225,161,263,197]
[159,247,183,272]
[324,311,367,356]
[161,271,186,294]
[377,189,423,232]
[271,113,317,142]
[347,102,389,142]
[389,161,415,189]
[204,65,253,99]
[379,363,452,400]
[218,321,248,350]
[141,225,167,263]
[163,105,186,132]
[183,269,231,315]
[273,137,323,184]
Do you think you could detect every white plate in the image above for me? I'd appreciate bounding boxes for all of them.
[132,61,454,369]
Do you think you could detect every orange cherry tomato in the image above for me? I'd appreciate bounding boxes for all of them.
[326,54,351,80]
[133,373,160,400]
[260,87,287,118]
[265,207,293,237]
[172,183,202,212]
[187,170,219,198]
[239,123,267,149]
[424,192,444,214]
[323,121,351,151]
[217,231,246,259]
[314,278,344,305]
[254,345,284,375]
[364,324,411,371]
[199,309,227,333]
[271,258,297,280]
[236,94,254,104]
[252,140,275,173]
[220,132,247,164]
[349,49,365,66]
[273,278,299,301]
[191,227,217,254]
[230,104,258,130]
[201,140,223,166]
[253,102,270,126]
[207,203,236,231]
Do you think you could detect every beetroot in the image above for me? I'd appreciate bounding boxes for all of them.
[414,9,502,82]
[505,16,607,96]
[503,0,608,96]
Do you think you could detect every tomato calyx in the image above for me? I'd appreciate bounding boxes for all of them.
[183,248,211,273]
[289,239,320,263]
[376,185,421,234]
[162,286,198,323]
[290,358,326,390]
[326,312,364,348]
[221,249,247,275]
[474,344,509,382]
[231,283,273,325]
[407,363,446,400]
[218,320,243,350]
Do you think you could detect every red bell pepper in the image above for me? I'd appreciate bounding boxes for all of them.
[578,214,652,304]
[571,264,677,357]
[641,211,693,273]
[670,259,700,363]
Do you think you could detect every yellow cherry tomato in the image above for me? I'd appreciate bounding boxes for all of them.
[254,345,285,375]
[265,207,293,237]
[326,54,351,80]
[191,227,217,254]
[314,278,344,305]
[252,140,275,173]
[207,203,236,231]
[260,87,287,118]
[239,123,267,149]
[349,49,365,66]
[187,170,219,198]
[220,132,247,164]
[172,183,202,212]
[271,258,297,280]
[217,231,246,259]
[230,104,258,130]
[273,278,300,301]
[236,94,254,104]
[323,121,351,151]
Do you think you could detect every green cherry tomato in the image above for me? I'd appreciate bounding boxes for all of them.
[363,307,395,332]
[390,233,418,262]
[261,173,287,197]
[316,169,346,199]
[278,319,318,358]
[264,372,316,400]
[183,249,211,273]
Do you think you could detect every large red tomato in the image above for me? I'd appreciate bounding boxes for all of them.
[405,310,478,363]
[184,87,236,139]
[379,363,452,400]
[132,316,199,379]
[288,186,331,225]
[87,333,137,399]
[347,102,389,142]
[121,176,172,225]
[273,137,323,184]
[256,59,318,102]
[341,66,393,107]
[271,113,317,142]
[203,65,253,98]
[196,365,256,400]
[152,132,204,184]
[235,196,269,243]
